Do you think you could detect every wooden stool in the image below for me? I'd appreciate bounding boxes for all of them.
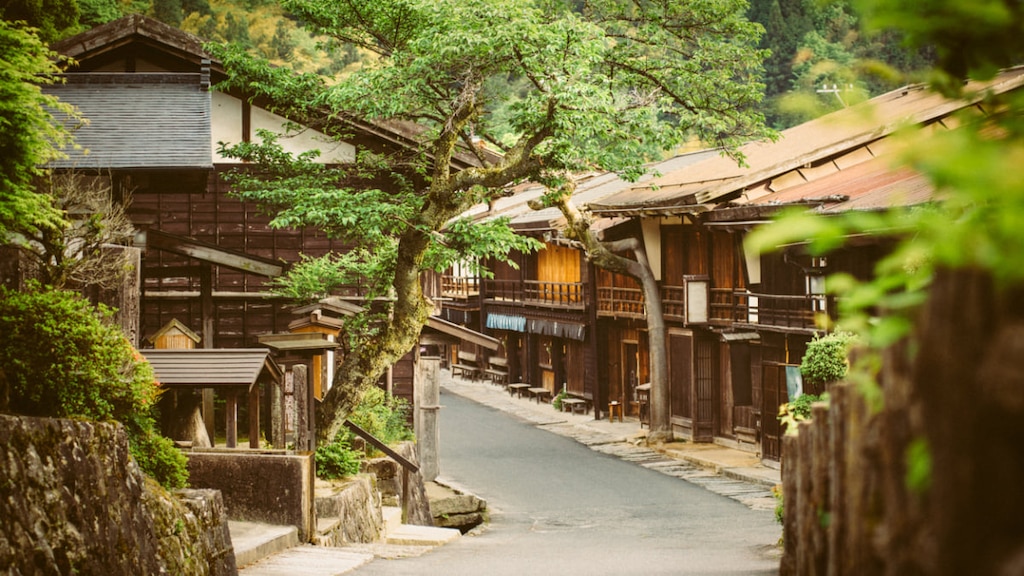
[608,401,623,422]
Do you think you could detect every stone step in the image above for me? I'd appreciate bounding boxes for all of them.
[317,516,342,534]
[238,544,374,575]
[385,524,462,546]
[382,506,403,536]
[229,521,300,569]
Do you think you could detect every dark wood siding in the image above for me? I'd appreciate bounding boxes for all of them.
[694,332,716,442]
[669,330,692,420]
[132,168,359,348]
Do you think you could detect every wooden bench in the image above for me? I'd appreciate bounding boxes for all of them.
[527,387,552,403]
[451,351,481,380]
[559,392,592,415]
[508,383,530,398]
[483,356,510,386]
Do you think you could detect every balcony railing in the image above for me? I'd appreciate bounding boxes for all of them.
[597,286,645,318]
[485,279,585,309]
[731,291,830,331]
[441,275,480,299]
[599,276,711,325]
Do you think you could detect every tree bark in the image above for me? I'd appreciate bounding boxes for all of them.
[549,190,672,441]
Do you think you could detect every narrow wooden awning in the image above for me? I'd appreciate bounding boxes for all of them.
[425,316,500,350]
[291,297,499,350]
[140,348,282,389]
[257,332,340,353]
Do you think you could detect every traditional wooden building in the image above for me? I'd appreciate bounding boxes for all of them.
[586,66,1024,460]
[38,16,499,447]
[45,15,491,352]
[446,66,1024,463]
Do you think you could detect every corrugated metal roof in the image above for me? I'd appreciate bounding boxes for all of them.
[140,348,280,387]
[45,73,212,169]
[464,149,721,232]
[749,156,934,213]
[589,66,1024,214]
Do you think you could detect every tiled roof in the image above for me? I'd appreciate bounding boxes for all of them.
[44,73,212,169]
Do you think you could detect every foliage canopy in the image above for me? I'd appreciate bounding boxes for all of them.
[211,0,772,442]
[0,21,76,241]
[0,287,188,489]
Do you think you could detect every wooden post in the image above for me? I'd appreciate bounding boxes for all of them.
[294,364,309,452]
[248,383,261,449]
[827,383,847,576]
[415,357,441,481]
[780,432,799,576]
[200,264,216,441]
[271,375,284,449]
[225,390,237,449]
[810,403,829,576]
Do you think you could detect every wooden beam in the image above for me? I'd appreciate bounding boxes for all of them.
[144,229,283,277]
[248,383,260,449]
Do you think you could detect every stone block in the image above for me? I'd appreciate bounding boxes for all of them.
[187,449,314,541]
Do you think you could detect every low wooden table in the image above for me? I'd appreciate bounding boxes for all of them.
[527,387,552,403]
[508,383,530,398]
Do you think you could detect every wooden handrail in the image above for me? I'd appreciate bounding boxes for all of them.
[344,419,419,473]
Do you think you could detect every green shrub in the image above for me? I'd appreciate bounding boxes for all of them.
[800,331,857,388]
[778,392,826,435]
[552,385,567,411]
[347,385,414,456]
[314,433,361,480]
[0,287,188,489]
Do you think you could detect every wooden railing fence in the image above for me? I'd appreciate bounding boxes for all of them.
[781,269,1024,575]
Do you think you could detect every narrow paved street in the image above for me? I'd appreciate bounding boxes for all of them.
[350,387,781,575]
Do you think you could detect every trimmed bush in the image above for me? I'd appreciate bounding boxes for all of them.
[0,287,188,489]
[800,331,857,389]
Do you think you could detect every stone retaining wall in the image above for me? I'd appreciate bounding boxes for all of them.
[0,414,235,575]
[312,475,384,546]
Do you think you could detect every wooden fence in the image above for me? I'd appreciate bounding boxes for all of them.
[781,269,1024,575]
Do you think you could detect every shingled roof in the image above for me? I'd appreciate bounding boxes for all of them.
[141,348,282,388]
[44,73,212,169]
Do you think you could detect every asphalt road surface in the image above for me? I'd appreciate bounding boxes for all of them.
[350,389,781,576]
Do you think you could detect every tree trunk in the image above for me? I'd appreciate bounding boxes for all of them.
[316,215,437,445]
[549,191,672,441]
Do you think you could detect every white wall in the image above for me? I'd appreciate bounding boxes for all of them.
[211,91,356,164]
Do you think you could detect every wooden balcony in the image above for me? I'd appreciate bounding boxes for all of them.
[597,286,645,319]
[599,276,711,325]
[441,275,480,300]
[484,279,585,310]
[730,291,830,332]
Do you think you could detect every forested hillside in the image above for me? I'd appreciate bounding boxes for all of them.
[0,0,361,74]
[747,0,934,127]
[2,0,935,129]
